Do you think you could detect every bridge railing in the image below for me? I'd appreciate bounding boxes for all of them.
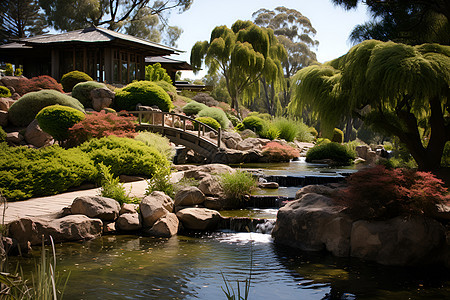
[118,110,222,148]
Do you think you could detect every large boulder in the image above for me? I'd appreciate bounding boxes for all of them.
[24,119,54,148]
[350,215,447,266]
[176,207,221,231]
[174,186,205,206]
[8,215,103,250]
[115,213,142,231]
[70,196,120,221]
[211,148,265,164]
[272,193,352,257]
[140,191,174,227]
[0,98,10,111]
[236,138,270,151]
[6,132,23,145]
[295,185,336,199]
[221,131,243,149]
[0,76,23,93]
[198,175,223,196]
[0,111,7,127]
[90,87,114,111]
[146,213,179,237]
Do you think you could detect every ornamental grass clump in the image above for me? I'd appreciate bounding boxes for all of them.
[67,111,137,146]
[273,118,298,142]
[306,142,356,166]
[262,141,300,162]
[219,170,256,207]
[98,162,139,205]
[134,131,175,160]
[334,165,450,220]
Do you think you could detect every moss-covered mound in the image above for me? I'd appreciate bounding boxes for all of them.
[114,81,173,112]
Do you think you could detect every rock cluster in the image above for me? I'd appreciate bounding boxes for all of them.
[272,185,450,267]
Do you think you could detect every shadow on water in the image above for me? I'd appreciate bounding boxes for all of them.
[8,234,450,299]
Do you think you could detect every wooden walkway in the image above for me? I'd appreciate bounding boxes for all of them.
[0,180,148,224]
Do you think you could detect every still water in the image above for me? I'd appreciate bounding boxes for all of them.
[10,234,450,299]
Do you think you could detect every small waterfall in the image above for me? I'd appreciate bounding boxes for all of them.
[219,217,276,234]
[263,175,345,187]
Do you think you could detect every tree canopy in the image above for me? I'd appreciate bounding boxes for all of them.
[190,20,287,116]
[290,40,450,171]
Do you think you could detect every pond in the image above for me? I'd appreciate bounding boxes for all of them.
[9,234,450,299]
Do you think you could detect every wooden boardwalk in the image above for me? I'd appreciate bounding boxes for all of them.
[0,180,148,224]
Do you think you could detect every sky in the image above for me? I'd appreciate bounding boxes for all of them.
[168,0,371,79]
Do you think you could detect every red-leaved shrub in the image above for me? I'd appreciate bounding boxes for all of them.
[262,142,300,162]
[15,75,64,95]
[67,111,137,146]
[334,165,450,220]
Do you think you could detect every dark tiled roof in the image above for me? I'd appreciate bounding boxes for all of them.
[145,56,192,70]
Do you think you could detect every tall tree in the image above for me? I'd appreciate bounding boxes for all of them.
[332,0,450,45]
[290,40,450,171]
[0,0,47,44]
[191,20,286,116]
[253,7,318,115]
[39,0,191,44]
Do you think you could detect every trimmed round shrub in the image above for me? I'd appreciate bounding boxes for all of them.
[114,81,173,112]
[0,86,11,98]
[71,81,107,108]
[242,116,265,133]
[182,100,208,115]
[306,142,356,166]
[8,89,84,127]
[154,80,177,94]
[194,116,221,131]
[60,71,93,92]
[0,126,6,142]
[78,136,169,177]
[36,105,85,142]
[332,128,344,143]
[197,107,229,129]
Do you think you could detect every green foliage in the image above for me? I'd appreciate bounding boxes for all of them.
[71,81,107,108]
[259,123,280,140]
[309,127,318,138]
[182,100,208,115]
[36,105,85,142]
[98,163,139,205]
[248,112,272,121]
[114,81,173,112]
[219,170,256,206]
[78,136,169,177]
[235,123,245,131]
[0,126,6,142]
[145,63,173,84]
[60,70,93,92]
[134,131,175,160]
[5,63,13,76]
[332,128,344,143]
[0,143,97,201]
[8,90,84,127]
[306,142,356,166]
[145,164,174,198]
[14,67,22,76]
[194,116,221,131]
[242,116,265,133]
[441,141,450,167]
[0,86,11,98]
[357,123,385,145]
[296,122,315,142]
[153,80,177,94]
[273,118,298,142]
[197,107,229,128]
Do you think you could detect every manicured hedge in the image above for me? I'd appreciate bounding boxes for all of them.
[61,70,93,92]
[182,100,208,116]
[194,116,221,131]
[71,81,107,108]
[36,105,85,142]
[114,81,173,112]
[197,107,229,128]
[8,90,84,127]
[242,116,265,133]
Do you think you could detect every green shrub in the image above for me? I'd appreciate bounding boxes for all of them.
[225,111,240,127]
[273,118,298,142]
[145,164,174,198]
[242,116,265,133]
[182,100,208,115]
[442,141,450,167]
[0,144,97,201]
[306,142,356,166]
[71,81,107,108]
[247,112,272,121]
[14,67,22,76]
[114,81,173,112]
[219,170,256,206]
[296,122,315,142]
[145,63,172,84]
[0,86,11,98]
[60,70,93,92]
[102,107,116,114]
[98,162,139,205]
[235,123,245,131]
[194,116,221,131]
[8,90,84,127]
[0,126,6,142]
[5,63,13,76]
[36,105,85,142]
[78,136,169,177]
[259,123,280,140]
[197,107,229,129]
[309,127,318,138]
[153,80,177,94]
[135,131,175,160]
[332,128,344,143]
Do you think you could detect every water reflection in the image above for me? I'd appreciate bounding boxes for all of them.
[8,234,450,299]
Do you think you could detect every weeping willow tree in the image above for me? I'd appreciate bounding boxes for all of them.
[290,40,450,171]
[190,20,286,116]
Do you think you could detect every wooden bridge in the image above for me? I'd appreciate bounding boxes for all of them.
[119,110,222,158]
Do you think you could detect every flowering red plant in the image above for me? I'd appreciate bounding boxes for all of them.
[262,142,300,162]
[15,75,63,95]
[334,165,450,220]
[67,111,137,146]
